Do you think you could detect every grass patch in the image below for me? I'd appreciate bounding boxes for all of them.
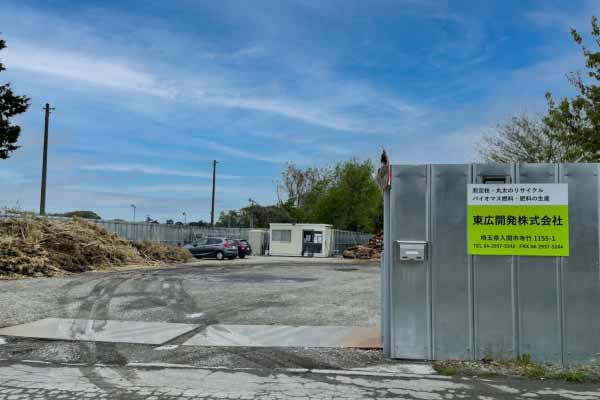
[555,371,587,383]
[434,366,458,376]
[516,353,533,366]
[524,364,546,378]
[432,356,599,384]
[476,371,499,378]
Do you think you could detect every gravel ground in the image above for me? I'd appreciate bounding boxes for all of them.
[0,257,380,327]
[0,257,383,369]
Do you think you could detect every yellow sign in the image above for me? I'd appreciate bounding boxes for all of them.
[467,184,569,256]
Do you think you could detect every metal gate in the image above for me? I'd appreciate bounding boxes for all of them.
[381,163,600,365]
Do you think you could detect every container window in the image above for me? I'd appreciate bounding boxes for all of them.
[272,230,292,242]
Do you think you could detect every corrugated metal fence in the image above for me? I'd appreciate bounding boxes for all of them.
[1,214,373,256]
[382,163,600,365]
[97,221,254,244]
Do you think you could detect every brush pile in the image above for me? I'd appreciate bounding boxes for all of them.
[342,232,383,260]
[133,240,192,263]
[0,217,191,278]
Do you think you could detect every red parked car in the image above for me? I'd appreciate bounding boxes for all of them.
[233,239,252,258]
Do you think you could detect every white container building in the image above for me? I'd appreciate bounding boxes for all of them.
[269,223,333,257]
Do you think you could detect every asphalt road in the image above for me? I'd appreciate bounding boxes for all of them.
[1,257,598,399]
[1,361,599,400]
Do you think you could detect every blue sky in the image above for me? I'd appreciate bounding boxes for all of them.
[0,0,596,222]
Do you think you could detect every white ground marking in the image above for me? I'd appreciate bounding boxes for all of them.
[185,312,205,319]
[154,344,179,351]
[488,384,521,394]
[0,318,198,345]
[0,337,6,345]
[537,390,600,400]
[127,362,199,369]
[351,363,436,375]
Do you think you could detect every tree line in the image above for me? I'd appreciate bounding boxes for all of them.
[216,159,383,233]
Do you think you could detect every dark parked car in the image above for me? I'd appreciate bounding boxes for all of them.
[185,237,238,260]
[233,239,252,258]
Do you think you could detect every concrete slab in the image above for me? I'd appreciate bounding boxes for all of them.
[182,324,382,348]
[0,318,198,345]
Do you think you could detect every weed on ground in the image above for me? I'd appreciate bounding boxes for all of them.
[433,355,600,383]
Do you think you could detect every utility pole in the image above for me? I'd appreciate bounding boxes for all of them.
[210,160,218,226]
[39,103,54,215]
[130,204,136,222]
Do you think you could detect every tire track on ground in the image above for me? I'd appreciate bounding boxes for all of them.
[59,273,146,398]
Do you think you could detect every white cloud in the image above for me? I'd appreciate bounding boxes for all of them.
[80,163,242,179]
[129,184,211,193]
[231,44,268,59]
[525,10,579,30]
[524,2,600,32]
[4,42,177,98]
[4,37,422,135]
[203,140,293,163]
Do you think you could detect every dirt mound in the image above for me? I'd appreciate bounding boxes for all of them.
[0,217,191,278]
[343,232,383,260]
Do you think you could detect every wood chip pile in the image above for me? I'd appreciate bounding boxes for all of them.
[0,217,192,278]
[342,232,383,260]
[133,240,193,264]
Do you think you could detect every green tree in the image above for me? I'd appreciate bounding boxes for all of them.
[240,200,294,228]
[544,16,600,161]
[219,158,383,233]
[308,159,382,233]
[0,36,30,159]
[478,113,569,163]
[217,202,294,228]
[216,210,243,227]
[189,220,209,227]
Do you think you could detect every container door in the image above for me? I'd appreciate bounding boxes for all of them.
[302,230,323,256]
[389,165,431,359]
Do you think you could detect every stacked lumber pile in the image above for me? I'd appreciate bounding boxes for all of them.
[0,217,192,278]
[343,232,383,260]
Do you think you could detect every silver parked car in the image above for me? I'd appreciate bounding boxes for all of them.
[185,237,238,260]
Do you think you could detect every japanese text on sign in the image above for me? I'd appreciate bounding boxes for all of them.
[467,184,569,256]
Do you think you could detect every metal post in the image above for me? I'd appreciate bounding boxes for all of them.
[210,160,218,226]
[39,103,54,215]
[130,204,136,222]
